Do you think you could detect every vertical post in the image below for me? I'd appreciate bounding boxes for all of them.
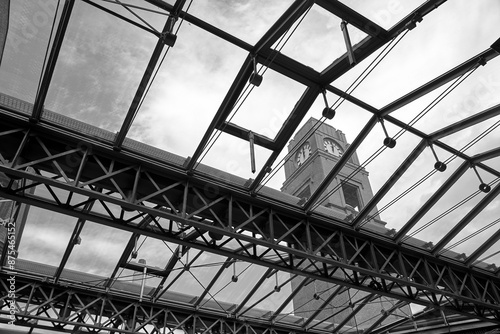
[341,21,356,66]
[139,259,147,302]
[248,131,256,173]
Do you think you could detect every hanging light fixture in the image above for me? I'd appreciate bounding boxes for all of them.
[379,118,396,148]
[321,90,335,119]
[429,143,446,172]
[472,165,491,193]
[249,56,263,87]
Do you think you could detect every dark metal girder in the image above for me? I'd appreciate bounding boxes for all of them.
[272,276,311,319]
[320,0,447,85]
[331,293,377,333]
[114,0,186,150]
[472,147,500,164]
[430,103,500,141]
[301,285,345,328]
[233,268,273,315]
[252,0,314,54]
[1,170,500,318]
[82,0,160,37]
[303,115,378,212]
[364,300,408,334]
[193,258,232,307]
[351,139,428,230]
[394,161,469,244]
[379,48,499,117]
[31,0,75,123]
[257,50,321,87]
[432,182,500,255]
[53,199,95,283]
[465,229,500,267]
[186,56,254,171]
[144,0,252,51]
[315,0,388,38]
[216,122,276,151]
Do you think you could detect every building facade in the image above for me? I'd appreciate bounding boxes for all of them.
[282,118,409,329]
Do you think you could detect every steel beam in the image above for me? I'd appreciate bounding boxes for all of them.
[472,147,500,164]
[432,182,500,255]
[53,199,95,283]
[430,103,500,141]
[82,0,160,36]
[144,0,252,52]
[379,49,499,117]
[186,56,253,171]
[252,0,313,54]
[114,0,186,150]
[31,0,75,123]
[331,293,377,333]
[320,0,447,85]
[351,139,428,230]
[394,161,469,244]
[465,229,500,267]
[315,0,388,38]
[216,122,276,151]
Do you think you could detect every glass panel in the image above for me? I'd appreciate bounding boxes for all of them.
[229,69,305,140]
[62,221,131,277]
[17,206,76,268]
[188,1,293,45]
[0,0,61,103]
[126,22,247,158]
[335,1,500,109]
[278,4,368,72]
[474,239,500,270]
[368,152,464,234]
[44,0,158,132]
[401,169,489,245]
[438,176,499,260]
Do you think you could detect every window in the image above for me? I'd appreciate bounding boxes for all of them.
[297,186,311,201]
[341,183,361,211]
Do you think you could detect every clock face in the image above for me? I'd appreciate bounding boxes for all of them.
[296,142,311,166]
[324,138,343,157]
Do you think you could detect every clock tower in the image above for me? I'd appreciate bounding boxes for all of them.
[282,117,382,224]
[283,118,405,328]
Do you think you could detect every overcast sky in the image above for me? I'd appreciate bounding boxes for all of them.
[1,0,500,329]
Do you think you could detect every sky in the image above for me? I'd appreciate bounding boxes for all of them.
[1,0,500,332]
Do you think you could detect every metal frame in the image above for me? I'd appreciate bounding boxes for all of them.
[1,0,500,333]
[0,120,499,325]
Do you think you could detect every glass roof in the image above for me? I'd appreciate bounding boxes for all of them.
[1,0,500,333]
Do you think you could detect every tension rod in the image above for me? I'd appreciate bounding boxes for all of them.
[249,131,256,173]
[341,21,356,66]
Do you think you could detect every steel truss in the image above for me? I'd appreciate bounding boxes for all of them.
[0,115,499,328]
[0,274,302,334]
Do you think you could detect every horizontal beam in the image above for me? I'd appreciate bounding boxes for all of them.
[379,49,499,117]
[216,122,276,150]
[429,103,500,141]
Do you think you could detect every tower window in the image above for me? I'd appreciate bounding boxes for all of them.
[341,183,361,211]
[297,186,311,201]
